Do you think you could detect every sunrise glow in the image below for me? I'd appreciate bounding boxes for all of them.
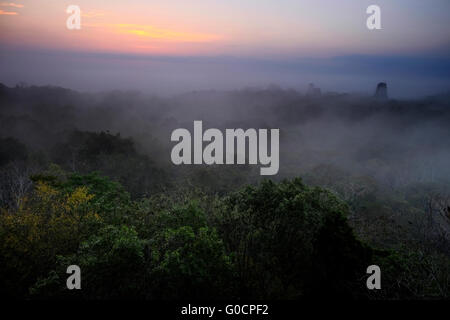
[0,0,448,57]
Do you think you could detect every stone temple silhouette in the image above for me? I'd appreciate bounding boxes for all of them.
[307,83,321,97]
[374,82,388,100]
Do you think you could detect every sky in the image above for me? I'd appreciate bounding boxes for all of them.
[0,0,449,96]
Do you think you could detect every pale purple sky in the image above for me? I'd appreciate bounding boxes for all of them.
[0,1,449,97]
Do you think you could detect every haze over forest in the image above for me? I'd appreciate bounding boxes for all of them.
[1,49,449,98]
[0,0,449,300]
[1,82,450,298]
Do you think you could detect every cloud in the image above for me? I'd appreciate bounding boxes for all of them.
[0,2,23,8]
[81,11,106,18]
[0,9,17,15]
[79,22,219,43]
[114,24,220,42]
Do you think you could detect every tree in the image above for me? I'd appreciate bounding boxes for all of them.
[214,178,372,299]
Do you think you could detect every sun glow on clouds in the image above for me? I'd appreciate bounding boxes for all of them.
[115,24,219,42]
[0,2,22,15]
[1,1,448,57]
[0,9,17,15]
[0,2,23,8]
[64,21,221,55]
[81,11,105,18]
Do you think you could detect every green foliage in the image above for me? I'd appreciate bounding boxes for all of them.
[370,249,450,299]
[1,171,449,300]
[54,131,136,164]
[0,180,102,298]
[31,225,146,299]
[31,170,133,225]
[309,209,372,298]
[149,225,233,299]
[51,130,167,197]
[214,178,372,299]
[62,172,131,213]
[1,84,450,300]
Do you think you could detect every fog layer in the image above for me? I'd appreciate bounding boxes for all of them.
[1,49,449,98]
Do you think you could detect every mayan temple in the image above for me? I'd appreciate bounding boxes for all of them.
[374,82,388,100]
[307,83,322,96]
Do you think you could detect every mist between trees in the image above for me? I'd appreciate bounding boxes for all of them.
[0,83,449,299]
